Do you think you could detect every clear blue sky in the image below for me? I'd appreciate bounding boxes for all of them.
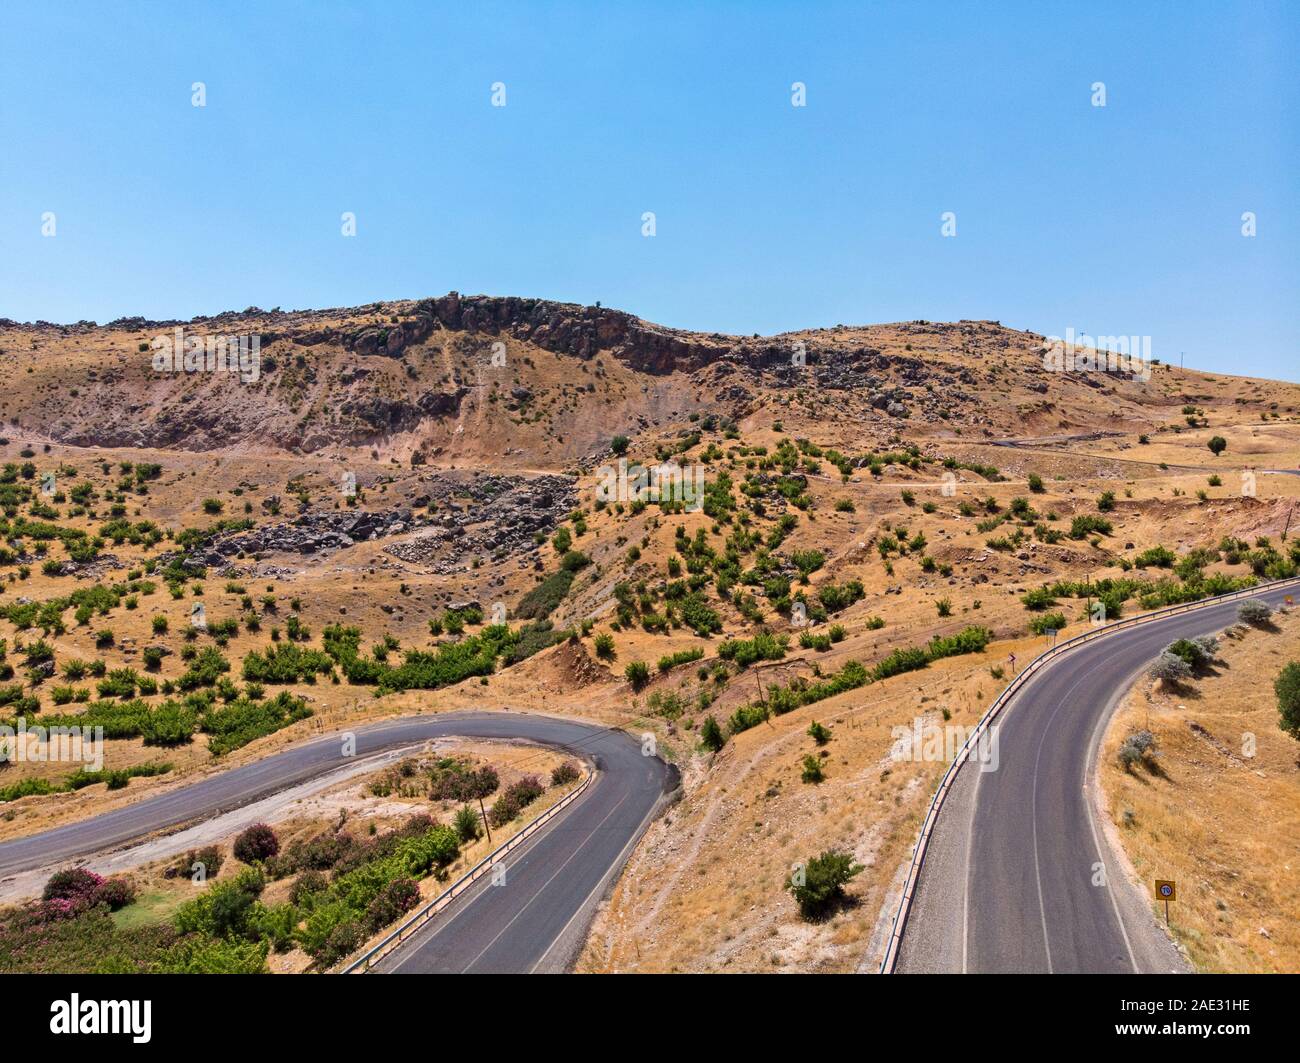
[2,1,1296,380]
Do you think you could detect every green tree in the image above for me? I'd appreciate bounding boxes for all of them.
[1276,661,1300,740]
[1207,436,1227,456]
[700,715,725,752]
[786,849,864,921]
[801,754,825,783]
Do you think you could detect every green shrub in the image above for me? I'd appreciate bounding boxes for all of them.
[785,849,864,920]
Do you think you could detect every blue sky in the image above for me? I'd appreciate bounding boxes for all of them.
[1,1,1296,380]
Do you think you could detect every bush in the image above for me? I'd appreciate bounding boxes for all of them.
[624,660,650,688]
[1118,729,1157,773]
[94,877,136,911]
[1237,599,1272,626]
[1276,661,1300,741]
[364,877,421,933]
[593,633,615,659]
[1148,652,1192,684]
[428,759,498,802]
[290,870,327,905]
[700,715,725,752]
[232,823,280,864]
[1021,587,1057,611]
[490,775,545,826]
[42,868,105,909]
[800,754,825,783]
[807,721,831,745]
[1029,612,1067,636]
[551,761,581,786]
[1207,436,1227,456]
[319,919,365,967]
[453,805,482,843]
[1165,637,1215,669]
[174,867,265,939]
[786,849,864,921]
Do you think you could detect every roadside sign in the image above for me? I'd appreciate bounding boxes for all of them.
[1155,879,1176,926]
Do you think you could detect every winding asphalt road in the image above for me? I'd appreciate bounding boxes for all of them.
[896,579,1299,973]
[0,711,676,973]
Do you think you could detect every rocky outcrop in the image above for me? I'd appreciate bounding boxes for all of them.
[384,473,578,573]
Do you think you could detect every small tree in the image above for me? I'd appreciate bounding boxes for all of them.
[807,721,832,746]
[624,660,650,689]
[786,849,864,921]
[593,633,615,660]
[453,804,482,843]
[801,754,825,783]
[700,715,725,752]
[610,435,630,456]
[1276,661,1300,741]
[1207,436,1227,456]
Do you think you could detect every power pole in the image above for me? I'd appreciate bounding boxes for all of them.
[478,796,493,844]
[1284,502,1295,543]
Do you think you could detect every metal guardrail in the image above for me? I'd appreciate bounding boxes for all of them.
[337,770,596,973]
[878,572,1300,974]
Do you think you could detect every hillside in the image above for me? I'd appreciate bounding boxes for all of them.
[1,294,1298,973]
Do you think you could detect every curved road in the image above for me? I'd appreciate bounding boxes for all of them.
[897,580,1299,973]
[0,711,676,973]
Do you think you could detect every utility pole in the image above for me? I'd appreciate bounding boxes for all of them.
[1283,502,1295,543]
[478,796,493,844]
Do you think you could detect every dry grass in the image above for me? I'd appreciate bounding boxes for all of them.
[1100,607,1300,973]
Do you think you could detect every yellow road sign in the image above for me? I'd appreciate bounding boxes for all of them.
[1155,880,1176,901]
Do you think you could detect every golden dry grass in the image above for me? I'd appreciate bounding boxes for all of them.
[1100,607,1300,973]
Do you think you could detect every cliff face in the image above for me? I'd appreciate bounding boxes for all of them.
[0,292,1183,462]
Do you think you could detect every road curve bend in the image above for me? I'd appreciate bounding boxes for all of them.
[0,711,678,973]
[895,580,1299,973]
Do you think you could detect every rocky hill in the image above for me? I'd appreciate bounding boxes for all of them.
[3,293,1253,467]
